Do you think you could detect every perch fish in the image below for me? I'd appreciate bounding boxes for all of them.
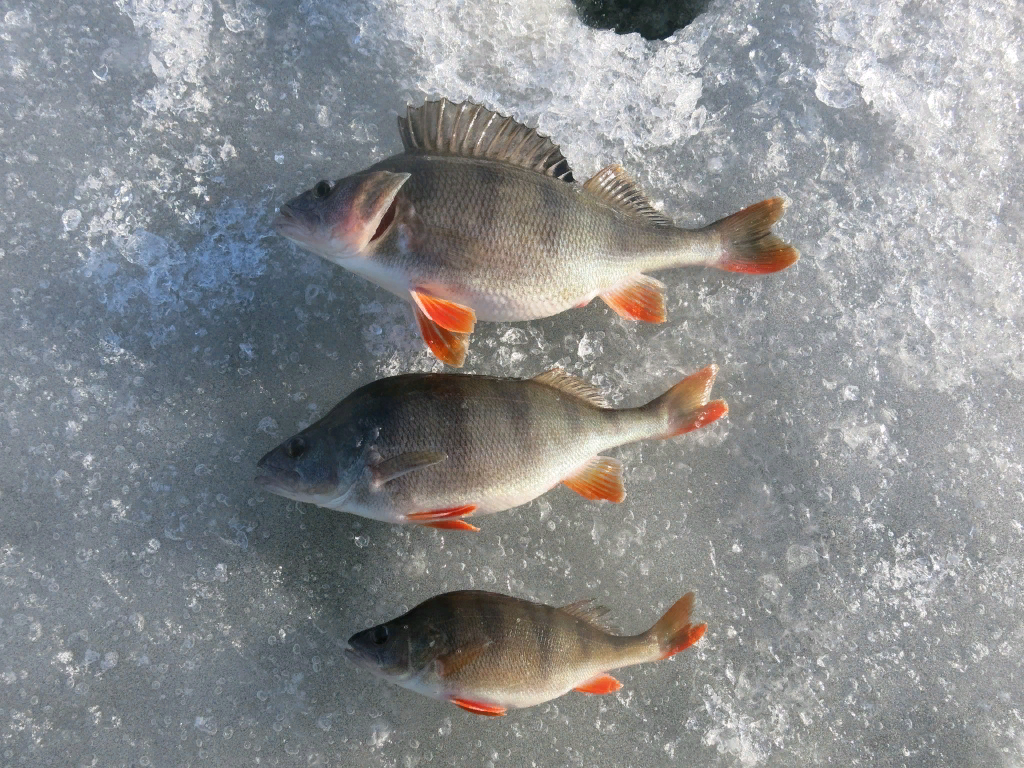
[274,98,799,365]
[255,365,726,531]
[346,589,707,716]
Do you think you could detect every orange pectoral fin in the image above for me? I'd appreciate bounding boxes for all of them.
[599,274,666,323]
[451,697,506,716]
[414,304,469,367]
[574,673,623,695]
[411,289,476,334]
[562,456,625,502]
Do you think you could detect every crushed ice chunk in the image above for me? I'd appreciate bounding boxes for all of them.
[62,209,82,231]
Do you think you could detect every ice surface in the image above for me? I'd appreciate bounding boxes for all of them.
[1,0,1022,765]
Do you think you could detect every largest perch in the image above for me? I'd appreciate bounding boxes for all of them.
[274,98,799,366]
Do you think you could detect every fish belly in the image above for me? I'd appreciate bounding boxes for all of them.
[373,442,596,519]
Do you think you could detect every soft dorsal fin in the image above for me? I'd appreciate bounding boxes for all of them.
[397,98,575,182]
[583,164,673,226]
[532,368,608,407]
[561,598,614,631]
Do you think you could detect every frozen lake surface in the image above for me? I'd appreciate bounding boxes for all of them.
[1,0,1022,765]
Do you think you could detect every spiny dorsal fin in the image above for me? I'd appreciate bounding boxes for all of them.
[397,98,574,182]
[583,164,673,226]
[561,599,615,632]
[532,368,608,408]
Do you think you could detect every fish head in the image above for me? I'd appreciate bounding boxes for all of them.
[345,620,418,681]
[254,425,365,509]
[274,170,411,263]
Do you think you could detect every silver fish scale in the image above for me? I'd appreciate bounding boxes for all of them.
[349,375,644,517]
[366,154,690,321]
[404,591,654,708]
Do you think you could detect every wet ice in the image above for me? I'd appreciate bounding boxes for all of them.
[1,0,1022,765]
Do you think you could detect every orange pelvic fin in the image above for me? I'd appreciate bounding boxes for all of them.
[421,520,480,532]
[710,197,799,274]
[411,289,476,334]
[414,304,469,367]
[574,673,623,695]
[405,504,477,523]
[599,274,666,323]
[451,697,506,716]
[649,592,707,660]
[562,456,625,503]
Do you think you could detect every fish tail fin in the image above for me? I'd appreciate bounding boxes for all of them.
[708,197,799,274]
[642,364,727,439]
[645,592,707,661]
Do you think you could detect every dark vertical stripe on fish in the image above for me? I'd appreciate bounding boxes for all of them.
[574,615,594,668]
[558,387,586,448]
[534,602,555,682]
[507,384,535,472]
[538,181,568,289]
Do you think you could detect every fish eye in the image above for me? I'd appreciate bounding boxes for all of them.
[313,180,332,199]
[285,437,306,459]
[372,625,389,645]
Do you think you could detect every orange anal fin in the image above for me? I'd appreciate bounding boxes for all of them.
[451,697,506,716]
[662,622,707,660]
[414,305,469,367]
[574,673,622,695]
[405,504,477,523]
[411,289,476,334]
[674,400,728,436]
[422,520,480,532]
[562,456,625,503]
[599,274,666,323]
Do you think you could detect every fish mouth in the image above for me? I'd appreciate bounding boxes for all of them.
[254,456,303,495]
[344,645,376,671]
[272,204,311,242]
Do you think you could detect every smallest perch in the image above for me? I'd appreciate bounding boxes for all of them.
[346,589,707,715]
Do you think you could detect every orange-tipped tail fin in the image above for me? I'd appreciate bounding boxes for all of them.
[676,400,728,436]
[710,198,799,274]
[644,364,728,439]
[648,592,707,660]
